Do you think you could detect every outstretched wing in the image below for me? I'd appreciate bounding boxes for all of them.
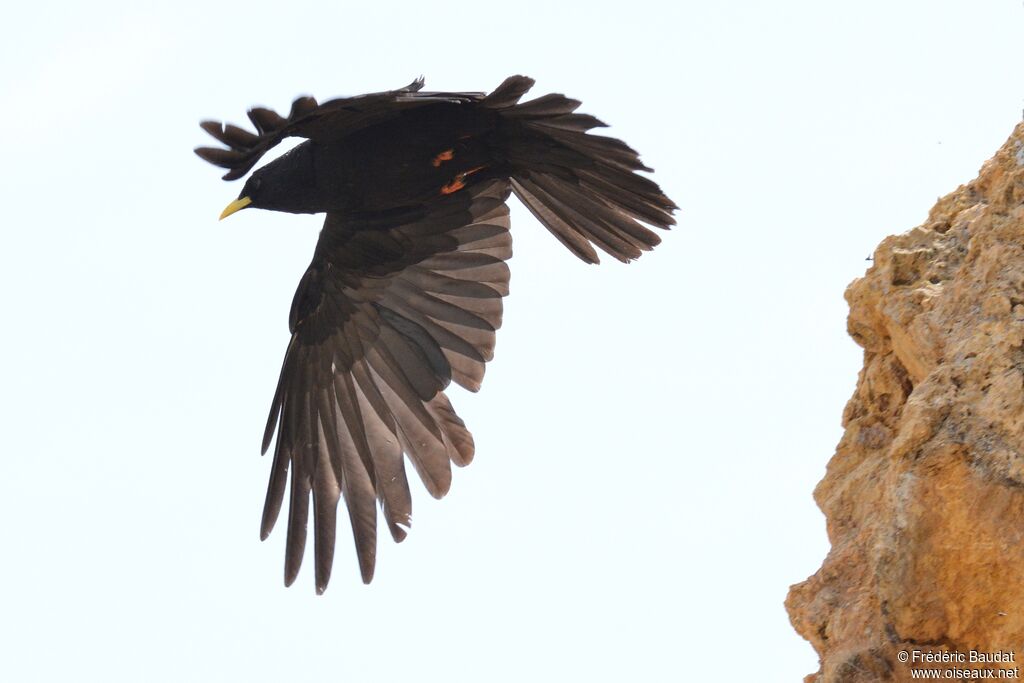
[262,179,512,592]
[195,78,484,180]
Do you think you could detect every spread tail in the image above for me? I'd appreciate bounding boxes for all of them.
[485,76,678,264]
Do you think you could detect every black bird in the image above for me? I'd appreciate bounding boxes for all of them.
[196,76,677,593]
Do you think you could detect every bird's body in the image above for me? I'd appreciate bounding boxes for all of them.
[264,106,501,214]
[197,76,676,593]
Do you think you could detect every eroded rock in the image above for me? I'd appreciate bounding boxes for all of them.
[788,124,1024,682]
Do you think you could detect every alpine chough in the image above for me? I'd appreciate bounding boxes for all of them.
[196,76,677,593]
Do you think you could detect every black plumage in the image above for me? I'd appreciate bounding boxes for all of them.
[196,76,677,593]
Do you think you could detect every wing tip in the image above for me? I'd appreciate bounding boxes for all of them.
[388,523,409,543]
[260,505,280,541]
[315,561,333,594]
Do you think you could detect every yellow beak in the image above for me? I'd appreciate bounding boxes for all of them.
[219,196,252,220]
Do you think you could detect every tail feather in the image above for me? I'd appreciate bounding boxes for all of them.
[504,93,581,117]
[514,176,643,262]
[528,171,662,248]
[509,179,600,263]
[522,113,608,133]
[481,75,536,109]
[576,168,676,229]
[530,126,653,172]
[486,78,677,263]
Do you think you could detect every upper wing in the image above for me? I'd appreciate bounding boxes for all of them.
[262,179,512,592]
[195,78,484,180]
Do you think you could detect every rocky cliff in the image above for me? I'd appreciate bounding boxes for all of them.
[787,124,1024,682]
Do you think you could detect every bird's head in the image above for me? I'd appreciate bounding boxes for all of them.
[218,144,318,219]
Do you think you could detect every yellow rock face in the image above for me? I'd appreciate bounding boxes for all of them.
[787,124,1024,682]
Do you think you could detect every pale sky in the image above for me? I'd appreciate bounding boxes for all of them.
[3,1,1023,681]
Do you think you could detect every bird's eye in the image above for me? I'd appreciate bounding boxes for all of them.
[252,177,262,192]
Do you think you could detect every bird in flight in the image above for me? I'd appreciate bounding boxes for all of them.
[196,76,677,593]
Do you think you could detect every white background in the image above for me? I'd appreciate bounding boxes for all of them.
[3,1,1022,680]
